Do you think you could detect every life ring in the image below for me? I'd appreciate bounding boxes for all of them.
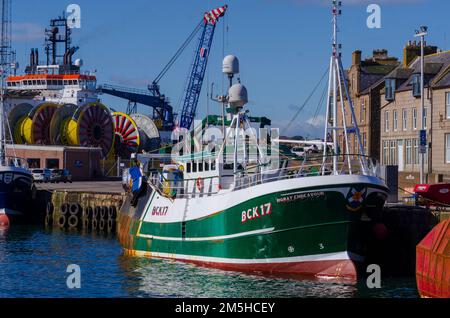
[196,178,203,191]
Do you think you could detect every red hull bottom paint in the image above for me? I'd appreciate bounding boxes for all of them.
[0,213,9,228]
[124,249,357,282]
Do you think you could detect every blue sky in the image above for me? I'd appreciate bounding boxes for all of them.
[10,0,450,137]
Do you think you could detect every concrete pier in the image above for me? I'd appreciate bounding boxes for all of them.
[35,181,126,234]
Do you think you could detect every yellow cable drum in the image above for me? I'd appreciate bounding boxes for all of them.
[21,103,60,145]
[64,102,115,158]
[8,103,33,144]
[49,104,78,145]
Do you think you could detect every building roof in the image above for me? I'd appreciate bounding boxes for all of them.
[433,65,450,88]
[358,64,399,95]
[387,50,450,92]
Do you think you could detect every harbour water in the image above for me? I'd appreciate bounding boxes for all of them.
[0,226,418,298]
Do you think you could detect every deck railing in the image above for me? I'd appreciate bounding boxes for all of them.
[146,154,380,199]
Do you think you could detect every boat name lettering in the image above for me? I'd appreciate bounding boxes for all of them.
[241,203,272,223]
[152,206,169,216]
[276,191,325,203]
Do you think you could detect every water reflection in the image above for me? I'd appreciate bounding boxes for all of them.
[117,256,359,298]
[0,226,418,298]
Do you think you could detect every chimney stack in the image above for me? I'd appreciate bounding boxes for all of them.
[403,41,438,67]
[352,50,362,66]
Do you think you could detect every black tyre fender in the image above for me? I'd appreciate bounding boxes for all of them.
[58,215,67,228]
[68,215,79,228]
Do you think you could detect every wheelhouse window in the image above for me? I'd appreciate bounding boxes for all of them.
[186,162,191,173]
[385,78,396,101]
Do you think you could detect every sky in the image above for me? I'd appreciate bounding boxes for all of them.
[9,0,450,137]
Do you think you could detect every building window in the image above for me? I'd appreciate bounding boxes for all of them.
[46,159,59,169]
[406,140,412,165]
[412,74,421,97]
[413,139,419,165]
[360,101,366,123]
[446,92,450,119]
[27,158,41,169]
[413,108,417,130]
[385,78,396,101]
[402,109,407,131]
[423,107,428,129]
[446,134,450,164]
[383,141,389,165]
[393,110,398,131]
[385,111,390,132]
[389,140,397,165]
[363,133,367,153]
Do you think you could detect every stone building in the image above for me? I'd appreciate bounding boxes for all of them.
[379,41,450,190]
[338,49,399,161]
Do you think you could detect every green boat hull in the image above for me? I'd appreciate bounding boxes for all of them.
[118,176,388,280]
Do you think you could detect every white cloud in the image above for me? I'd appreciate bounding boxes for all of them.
[306,115,326,128]
[12,22,44,42]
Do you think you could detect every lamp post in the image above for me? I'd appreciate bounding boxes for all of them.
[415,26,428,184]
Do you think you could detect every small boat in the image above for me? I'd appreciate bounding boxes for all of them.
[0,41,34,228]
[414,183,450,209]
[416,219,450,298]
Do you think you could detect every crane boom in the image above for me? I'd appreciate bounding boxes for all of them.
[178,5,227,130]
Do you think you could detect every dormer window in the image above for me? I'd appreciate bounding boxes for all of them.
[412,74,421,97]
[385,78,396,101]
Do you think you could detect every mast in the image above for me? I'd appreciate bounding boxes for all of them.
[323,1,367,175]
[0,0,11,165]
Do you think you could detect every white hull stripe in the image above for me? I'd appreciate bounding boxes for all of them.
[126,250,363,265]
[137,227,275,242]
[0,208,23,216]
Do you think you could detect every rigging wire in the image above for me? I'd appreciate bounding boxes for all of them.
[311,81,328,124]
[281,67,329,135]
[153,21,203,85]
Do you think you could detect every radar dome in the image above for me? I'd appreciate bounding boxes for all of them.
[222,55,239,75]
[228,84,248,109]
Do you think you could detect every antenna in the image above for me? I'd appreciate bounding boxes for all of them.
[322,0,367,175]
[0,0,12,163]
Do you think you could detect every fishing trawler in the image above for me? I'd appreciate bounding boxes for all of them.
[117,2,389,280]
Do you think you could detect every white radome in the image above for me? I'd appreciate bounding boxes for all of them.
[228,83,248,109]
[222,55,240,75]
